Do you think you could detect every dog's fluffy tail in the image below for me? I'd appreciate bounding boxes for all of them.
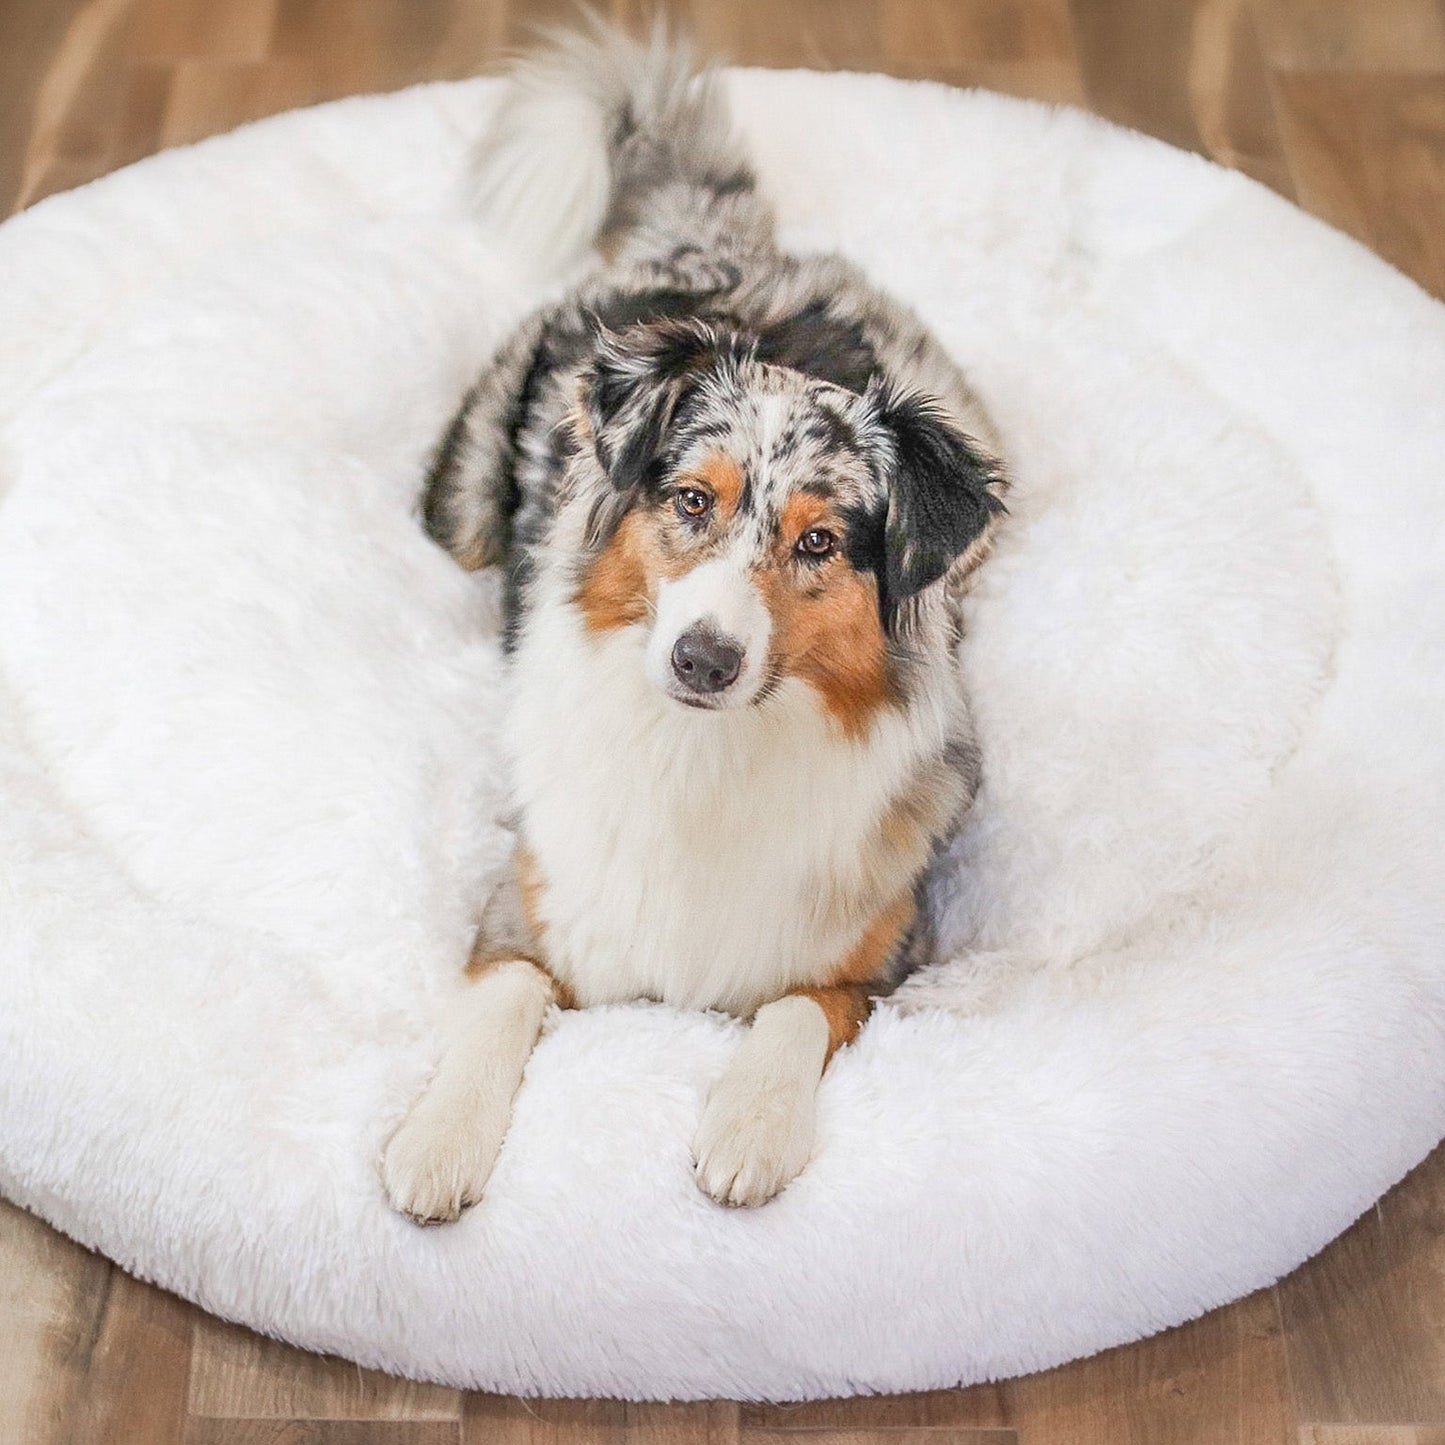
[473,15,770,273]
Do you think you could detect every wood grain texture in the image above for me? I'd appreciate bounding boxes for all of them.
[66,1267,193,1445]
[741,1432,1015,1445]
[1004,1287,1294,1445]
[1299,1430,1445,1445]
[742,1385,1007,1432]
[1249,0,1445,74]
[1273,70,1445,300]
[463,1397,740,1444]
[189,1315,461,1421]
[185,1423,460,1445]
[2,0,1445,1440]
[1280,1148,1445,1426]
[0,1199,114,1445]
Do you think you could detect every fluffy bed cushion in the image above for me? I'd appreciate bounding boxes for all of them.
[1,70,1443,1401]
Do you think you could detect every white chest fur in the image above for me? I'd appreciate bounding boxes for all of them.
[504,592,941,1015]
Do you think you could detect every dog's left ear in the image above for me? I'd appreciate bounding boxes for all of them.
[860,382,1005,611]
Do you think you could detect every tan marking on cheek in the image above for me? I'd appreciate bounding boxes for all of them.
[576,511,666,634]
[692,451,745,520]
[758,563,894,740]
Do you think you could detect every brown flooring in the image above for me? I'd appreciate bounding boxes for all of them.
[1,1,1443,1441]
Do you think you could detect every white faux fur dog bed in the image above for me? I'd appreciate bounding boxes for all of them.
[2,68,1443,1401]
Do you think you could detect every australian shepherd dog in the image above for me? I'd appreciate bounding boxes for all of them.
[382,20,1007,1220]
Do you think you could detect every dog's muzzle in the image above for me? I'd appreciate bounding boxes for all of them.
[647,556,771,708]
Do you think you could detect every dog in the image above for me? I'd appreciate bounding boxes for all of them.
[381,19,1006,1221]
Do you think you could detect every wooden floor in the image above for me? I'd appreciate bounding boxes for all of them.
[2,1,1444,1442]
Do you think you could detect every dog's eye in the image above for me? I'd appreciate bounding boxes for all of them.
[675,487,713,521]
[796,528,835,558]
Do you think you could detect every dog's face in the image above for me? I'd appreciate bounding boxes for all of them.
[571,320,1003,737]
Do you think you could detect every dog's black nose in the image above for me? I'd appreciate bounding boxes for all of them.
[671,626,743,694]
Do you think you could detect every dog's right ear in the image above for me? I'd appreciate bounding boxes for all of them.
[580,319,746,492]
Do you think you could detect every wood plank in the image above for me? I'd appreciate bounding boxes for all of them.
[1068,0,1204,152]
[1300,1430,1445,1445]
[503,0,606,52]
[742,1432,1014,1445]
[1273,71,1445,300]
[1280,1148,1445,1425]
[154,57,325,149]
[1249,0,1445,74]
[1071,0,1291,195]
[878,0,1077,69]
[128,0,278,63]
[0,1201,113,1445]
[878,56,1086,106]
[9,156,114,209]
[875,0,1084,104]
[0,0,96,212]
[189,1314,461,1422]
[462,1396,739,1444]
[623,0,883,71]
[270,0,508,92]
[111,59,176,169]
[0,2,80,198]
[0,1215,188,1443]
[742,1384,1007,1431]
[1187,0,1296,196]
[2,0,133,213]
[66,1267,192,1445]
[1003,1287,1294,1445]
[186,1424,458,1445]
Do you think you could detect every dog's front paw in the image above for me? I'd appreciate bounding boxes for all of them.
[380,1089,506,1225]
[692,1065,816,1208]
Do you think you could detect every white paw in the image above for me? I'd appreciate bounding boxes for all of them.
[380,1087,509,1225]
[693,1068,817,1208]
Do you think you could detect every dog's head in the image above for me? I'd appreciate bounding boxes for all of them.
[570,318,1004,736]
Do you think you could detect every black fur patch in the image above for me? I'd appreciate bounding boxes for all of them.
[873,387,1004,615]
[588,286,723,340]
[755,299,878,394]
[808,398,862,456]
[839,498,888,584]
[708,165,756,197]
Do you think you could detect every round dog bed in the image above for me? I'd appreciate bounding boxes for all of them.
[1,69,1443,1401]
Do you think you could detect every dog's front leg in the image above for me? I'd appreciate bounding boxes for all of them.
[383,843,557,1223]
[382,946,557,1225]
[694,896,914,1207]
[692,984,872,1209]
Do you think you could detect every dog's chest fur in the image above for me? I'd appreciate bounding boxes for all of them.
[504,583,949,1016]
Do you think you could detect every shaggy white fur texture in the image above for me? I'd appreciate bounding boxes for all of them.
[1,70,1443,1401]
